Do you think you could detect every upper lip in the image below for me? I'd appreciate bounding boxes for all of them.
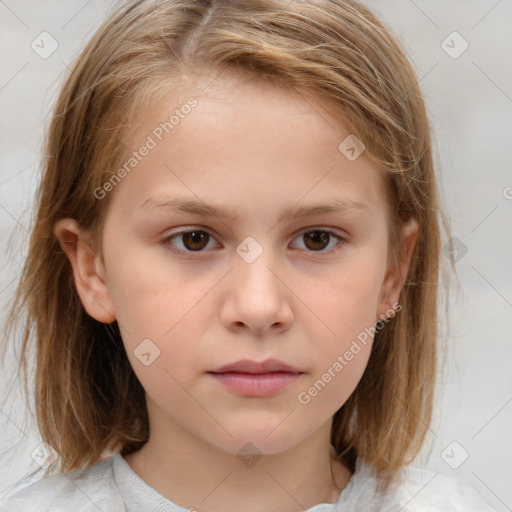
[209,358,303,374]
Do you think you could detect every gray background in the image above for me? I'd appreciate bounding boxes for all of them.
[1,0,511,510]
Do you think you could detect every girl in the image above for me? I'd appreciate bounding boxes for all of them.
[0,0,497,510]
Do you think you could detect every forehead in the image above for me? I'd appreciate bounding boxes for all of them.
[108,73,388,221]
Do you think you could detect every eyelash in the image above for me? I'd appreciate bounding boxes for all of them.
[161,227,346,255]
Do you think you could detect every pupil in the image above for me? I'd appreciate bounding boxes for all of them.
[184,231,208,250]
[305,231,329,250]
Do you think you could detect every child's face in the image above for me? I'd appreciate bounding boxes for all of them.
[62,75,416,456]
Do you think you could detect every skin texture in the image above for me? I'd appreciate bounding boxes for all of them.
[55,74,418,512]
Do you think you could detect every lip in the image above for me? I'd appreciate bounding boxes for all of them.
[207,359,304,398]
[210,358,302,374]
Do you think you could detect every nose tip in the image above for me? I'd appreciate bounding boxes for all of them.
[221,243,294,335]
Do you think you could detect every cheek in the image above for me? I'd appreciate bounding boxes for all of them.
[290,250,386,397]
[293,255,386,341]
[106,249,217,420]
[103,241,215,363]
[293,275,377,418]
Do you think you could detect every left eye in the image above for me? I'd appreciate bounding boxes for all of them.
[163,228,344,254]
[290,229,344,252]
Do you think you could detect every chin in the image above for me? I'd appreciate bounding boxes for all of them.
[205,423,307,458]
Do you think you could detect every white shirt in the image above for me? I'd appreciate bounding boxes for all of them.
[0,454,497,511]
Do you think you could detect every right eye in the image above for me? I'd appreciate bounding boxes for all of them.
[162,228,221,253]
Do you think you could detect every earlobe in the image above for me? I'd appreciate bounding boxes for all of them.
[54,218,116,323]
[377,217,419,320]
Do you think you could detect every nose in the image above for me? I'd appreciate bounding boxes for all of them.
[220,245,294,336]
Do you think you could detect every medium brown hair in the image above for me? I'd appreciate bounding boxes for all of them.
[1,0,454,494]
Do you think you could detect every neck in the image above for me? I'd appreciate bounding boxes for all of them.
[123,410,352,512]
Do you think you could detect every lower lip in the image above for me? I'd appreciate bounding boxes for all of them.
[208,372,302,397]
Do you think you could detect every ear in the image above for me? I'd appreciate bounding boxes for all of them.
[54,218,116,323]
[376,217,419,320]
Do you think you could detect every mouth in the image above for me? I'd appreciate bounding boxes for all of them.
[207,359,304,397]
[209,358,302,374]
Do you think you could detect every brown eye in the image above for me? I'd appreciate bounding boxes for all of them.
[291,229,344,252]
[181,231,210,251]
[303,231,330,250]
[164,229,219,253]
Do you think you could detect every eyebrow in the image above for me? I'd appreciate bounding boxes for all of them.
[140,195,370,220]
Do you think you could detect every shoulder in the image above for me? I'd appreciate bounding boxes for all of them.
[395,465,497,512]
[0,455,125,512]
[339,460,497,512]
